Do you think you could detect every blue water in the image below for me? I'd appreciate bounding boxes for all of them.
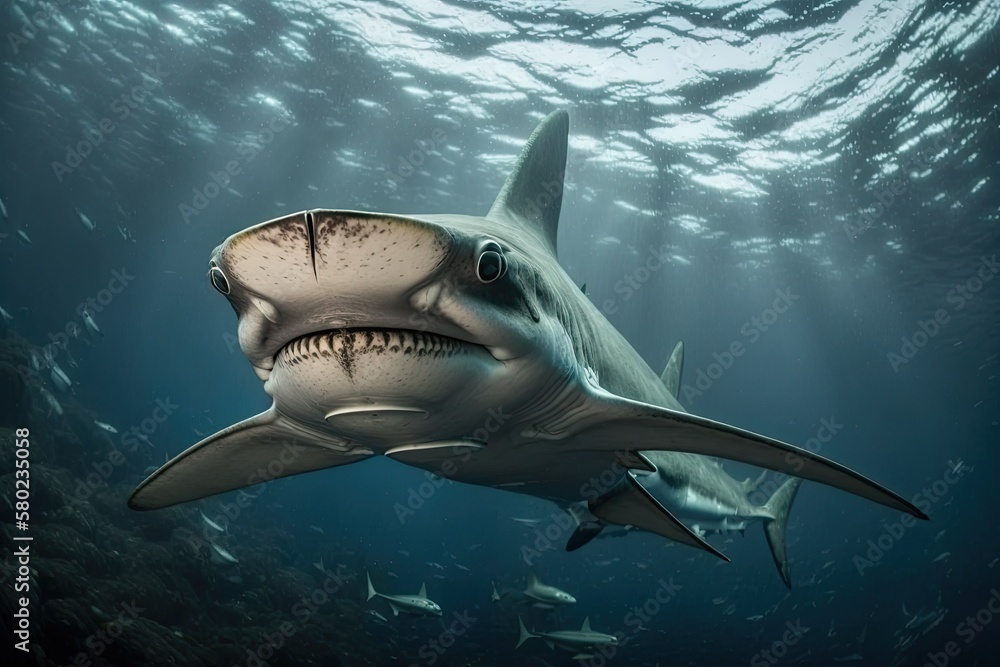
[1,1,998,665]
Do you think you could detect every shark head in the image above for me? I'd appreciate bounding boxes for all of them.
[204,112,577,448]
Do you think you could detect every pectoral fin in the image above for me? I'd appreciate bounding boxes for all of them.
[530,385,927,520]
[590,468,729,561]
[129,405,372,510]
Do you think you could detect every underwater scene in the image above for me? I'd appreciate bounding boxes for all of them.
[1,1,998,665]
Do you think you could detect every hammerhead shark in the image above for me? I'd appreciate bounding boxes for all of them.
[129,110,926,587]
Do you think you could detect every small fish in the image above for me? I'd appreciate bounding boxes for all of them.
[76,209,96,231]
[81,308,103,337]
[0,196,7,219]
[309,525,324,533]
[50,364,72,392]
[117,225,135,242]
[17,229,31,245]
[0,305,12,322]
[210,542,238,564]
[200,510,225,533]
[227,187,243,198]
[40,386,63,416]
[93,420,118,434]
[932,552,950,563]
[511,517,540,527]
[366,610,388,623]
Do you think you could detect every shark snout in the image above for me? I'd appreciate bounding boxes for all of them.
[208,209,460,370]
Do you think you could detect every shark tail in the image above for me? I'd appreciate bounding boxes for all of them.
[366,571,378,601]
[761,477,802,589]
[516,617,535,649]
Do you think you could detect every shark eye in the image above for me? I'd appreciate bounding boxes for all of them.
[208,267,231,295]
[476,241,507,284]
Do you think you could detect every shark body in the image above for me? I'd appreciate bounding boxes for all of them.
[517,616,618,658]
[366,572,442,617]
[129,110,926,587]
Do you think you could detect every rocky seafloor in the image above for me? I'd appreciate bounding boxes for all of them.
[0,330,495,667]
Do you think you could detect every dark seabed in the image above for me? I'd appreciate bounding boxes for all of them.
[1,1,998,666]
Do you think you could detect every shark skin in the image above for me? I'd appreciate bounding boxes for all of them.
[129,110,927,583]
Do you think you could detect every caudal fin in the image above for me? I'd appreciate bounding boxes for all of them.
[366,571,378,601]
[516,617,535,648]
[761,478,802,589]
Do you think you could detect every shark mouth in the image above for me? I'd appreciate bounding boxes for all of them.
[275,327,485,377]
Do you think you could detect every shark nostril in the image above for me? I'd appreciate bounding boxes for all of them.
[208,266,230,295]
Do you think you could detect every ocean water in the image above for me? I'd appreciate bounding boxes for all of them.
[1,1,998,666]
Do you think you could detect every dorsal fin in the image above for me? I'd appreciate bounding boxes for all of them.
[419,582,427,598]
[660,341,684,398]
[487,110,569,255]
[581,616,592,632]
[526,571,539,587]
